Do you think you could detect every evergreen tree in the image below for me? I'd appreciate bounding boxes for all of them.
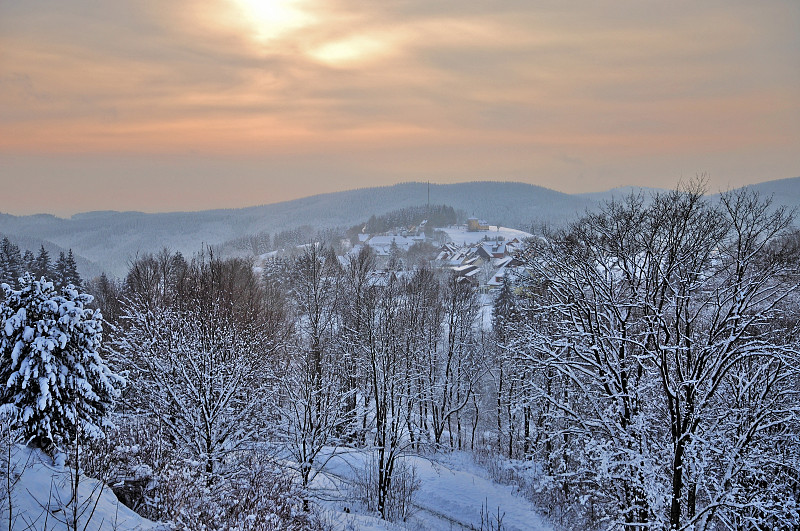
[0,275,123,450]
[22,249,35,275]
[492,275,519,343]
[0,238,22,286]
[34,245,52,280]
[387,239,403,270]
[65,249,81,287]
[53,250,81,288]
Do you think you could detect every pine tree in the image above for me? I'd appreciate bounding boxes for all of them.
[34,245,52,280]
[0,275,123,450]
[0,238,22,286]
[65,249,81,287]
[54,251,69,288]
[23,249,35,275]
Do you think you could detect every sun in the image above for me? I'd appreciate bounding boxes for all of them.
[229,0,313,43]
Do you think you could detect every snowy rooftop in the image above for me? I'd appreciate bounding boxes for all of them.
[441,226,532,246]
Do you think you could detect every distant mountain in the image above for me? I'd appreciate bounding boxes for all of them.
[0,182,592,277]
[577,186,668,203]
[735,176,800,212]
[1,178,797,278]
[579,178,800,210]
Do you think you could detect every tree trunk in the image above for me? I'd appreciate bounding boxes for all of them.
[670,440,685,529]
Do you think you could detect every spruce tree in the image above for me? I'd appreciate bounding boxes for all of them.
[34,245,52,280]
[22,249,35,275]
[54,251,68,288]
[0,275,123,450]
[65,249,81,287]
[0,238,22,286]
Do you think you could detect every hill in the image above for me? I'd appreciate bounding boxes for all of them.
[0,182,592,277]
[1,178,797,278]
[1,445,156,530]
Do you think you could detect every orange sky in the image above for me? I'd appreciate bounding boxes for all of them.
[1,0,799,216]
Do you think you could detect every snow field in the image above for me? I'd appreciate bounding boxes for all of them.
[0,445,157,530]
[311,448,553,530]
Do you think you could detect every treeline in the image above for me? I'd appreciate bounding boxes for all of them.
[215,225,340,256]
[204,205,459,260]
[0,237,82,289]
[358,204,459,235]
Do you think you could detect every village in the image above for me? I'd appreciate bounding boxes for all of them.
[341,216,529,293]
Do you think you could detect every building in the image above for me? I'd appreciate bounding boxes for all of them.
[467,217,490,232]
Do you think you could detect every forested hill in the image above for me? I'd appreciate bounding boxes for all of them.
[1,178,798,278]
[0,182,590,277]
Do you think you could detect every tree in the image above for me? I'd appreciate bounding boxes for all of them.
[338,244,377,443]
[85,273,123,325]
[65,250,81,288]
[0,275,122,451]
[119,253,285,478]
[33,245,52,281]
[420,273,481,449]
[348,271,428,520]
[279,244,350,506]
[510,184,800,529]
[0,239,22,288]
[22,250,35,279]
[492,275,530,458]
[54,250,81,289]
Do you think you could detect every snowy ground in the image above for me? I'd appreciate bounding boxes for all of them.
[439,226,532,246]
[0,445,157,530]
[313,448,552,531]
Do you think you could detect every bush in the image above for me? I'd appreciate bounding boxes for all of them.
[348,454,420,522]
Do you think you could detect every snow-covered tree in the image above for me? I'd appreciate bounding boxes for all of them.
[421,272,482,449]
[279,244,350,506]
[492,274,532,458]
[510,184,800,529]
[119,253,285,477]
[0,275,122,451]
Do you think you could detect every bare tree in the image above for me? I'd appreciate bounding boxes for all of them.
[118,253,285,478]
[510,184,800,529]
[279,244,351,507]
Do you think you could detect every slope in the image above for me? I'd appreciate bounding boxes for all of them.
[0,182,591,277]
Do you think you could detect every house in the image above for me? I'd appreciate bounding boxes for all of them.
[367,235,417,256]
[478,242,509,260]
[486,257,523,290]
[451,263,480,286]
[467,217,490,232]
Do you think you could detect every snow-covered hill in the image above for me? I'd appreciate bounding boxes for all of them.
[1,177,797,278]
[0,181,590,277]
[0,445,156,530]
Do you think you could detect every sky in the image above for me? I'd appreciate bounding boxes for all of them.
[1,0,798,216]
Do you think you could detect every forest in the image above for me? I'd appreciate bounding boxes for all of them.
[0,185,798,530]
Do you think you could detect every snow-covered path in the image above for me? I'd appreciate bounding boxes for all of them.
[409,455,551,531]
[315,449,552,531]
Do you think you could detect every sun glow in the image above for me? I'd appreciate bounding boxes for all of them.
[229,0,313,43]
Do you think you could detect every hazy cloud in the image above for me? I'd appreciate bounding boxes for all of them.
[0,0,798,214]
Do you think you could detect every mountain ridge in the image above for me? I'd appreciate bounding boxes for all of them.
[1,178,798,278]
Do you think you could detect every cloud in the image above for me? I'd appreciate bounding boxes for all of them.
[0,0,797,212]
